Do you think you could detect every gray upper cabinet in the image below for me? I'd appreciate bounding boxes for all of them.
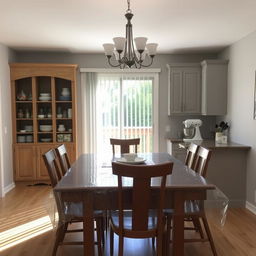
[167,63,201,115]
[201,60,229,115]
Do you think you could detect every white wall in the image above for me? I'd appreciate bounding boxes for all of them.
[219,30,256,206]
[0,44,15,196]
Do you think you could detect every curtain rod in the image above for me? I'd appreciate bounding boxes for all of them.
[80,68,161,73]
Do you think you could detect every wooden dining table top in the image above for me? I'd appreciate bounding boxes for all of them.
[54,152,216,192]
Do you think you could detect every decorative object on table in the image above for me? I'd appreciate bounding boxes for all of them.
[63,134,72,142]
[17,90,27,101]
[58,124,65,132]
[102,0,158,69]
[57,134,64,142]
[215,121,229,143]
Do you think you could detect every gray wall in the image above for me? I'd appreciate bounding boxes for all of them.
[15,52,217,154]
[0,44,15,193]
[218,30,256,207]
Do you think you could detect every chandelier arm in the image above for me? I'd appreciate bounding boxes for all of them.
[106,56,122,68]
[139,56,155,67]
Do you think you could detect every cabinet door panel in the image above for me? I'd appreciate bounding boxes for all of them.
[15,146,36,180]
[170,70,183,114]
[183,69,201,113]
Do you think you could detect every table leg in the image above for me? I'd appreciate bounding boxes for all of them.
[83,192,94,256]
[172,191,185,256]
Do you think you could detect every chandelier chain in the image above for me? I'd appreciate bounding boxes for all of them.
[127,0,131,13]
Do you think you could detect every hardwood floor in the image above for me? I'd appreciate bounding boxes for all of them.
[1,182,256,256]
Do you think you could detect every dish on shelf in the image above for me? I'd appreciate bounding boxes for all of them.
[39,125,52,132]
[59,95,71,101]
[39,96,51,101]
[25,125,33,132]
[40,138,52,142]
[116,157,146,164]
[38,114,45,118]
[17,136,26,143]
[20,130,26,133]
[40,93,50,97]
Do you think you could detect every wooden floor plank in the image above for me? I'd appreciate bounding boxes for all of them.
[1,182,256,256]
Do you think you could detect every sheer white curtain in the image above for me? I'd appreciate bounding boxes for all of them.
[81,71,159,159]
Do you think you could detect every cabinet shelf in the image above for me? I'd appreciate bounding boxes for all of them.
[17,118,33,120]
[56,101,72,103]
[56,118,72,120]
[16,101,32,103]
[17,132,33,134]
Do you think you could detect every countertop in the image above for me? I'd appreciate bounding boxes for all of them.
[168,138,251,150]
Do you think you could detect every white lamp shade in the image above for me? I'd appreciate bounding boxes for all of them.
[113,37,126,51]
[134,37,148,51]
[146,43,158,56]
[103,43,115,56]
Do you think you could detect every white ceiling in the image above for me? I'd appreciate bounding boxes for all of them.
[1,0,256,54]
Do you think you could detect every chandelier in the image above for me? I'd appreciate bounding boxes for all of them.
[103,0,158,69]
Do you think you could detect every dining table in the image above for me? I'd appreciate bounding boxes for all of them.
[54,152,216,256]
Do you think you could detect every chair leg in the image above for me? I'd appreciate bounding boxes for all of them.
[166,215,172,256]
[156,234,163,256]
[95,218,103,256]
[100,217,105,247]
[202,216,218,256]
[110,226,114,256]
[52,222,67,256]
[118,235,124,256]
[191,216,204,239]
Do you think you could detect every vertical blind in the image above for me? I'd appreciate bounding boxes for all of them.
[95,73,154,159]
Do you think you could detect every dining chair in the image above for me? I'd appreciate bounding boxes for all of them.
[110,138,140,154]
[43,149,104,256]
[110,161,173,256]
[185,143,199,169]
[55,144,71,176]
[166,146,217,256]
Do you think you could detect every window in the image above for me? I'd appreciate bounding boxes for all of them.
[81,71,159,160]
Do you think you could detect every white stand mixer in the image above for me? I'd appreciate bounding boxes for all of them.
[183,119,203,142]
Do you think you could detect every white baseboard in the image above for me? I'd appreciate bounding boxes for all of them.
[246,201,256,215]
[4,182,15,194]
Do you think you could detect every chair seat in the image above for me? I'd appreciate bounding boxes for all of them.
[165,200,201,215]
[64,202,103,218]
[110,210,158,230]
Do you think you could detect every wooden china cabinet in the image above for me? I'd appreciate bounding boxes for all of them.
[10,63,77,181]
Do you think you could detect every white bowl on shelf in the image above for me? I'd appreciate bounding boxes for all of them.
[40,125,52,132]
[39,96,51,101]
[38,114,45,118]
[40,93,50,97]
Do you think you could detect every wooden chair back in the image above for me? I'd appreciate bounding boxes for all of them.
[112,162,173,235]
[110,138,140,154]
[55,144,71,175]
[193,146,212,177]
[185,143,199,169]
[43,149,62,187]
